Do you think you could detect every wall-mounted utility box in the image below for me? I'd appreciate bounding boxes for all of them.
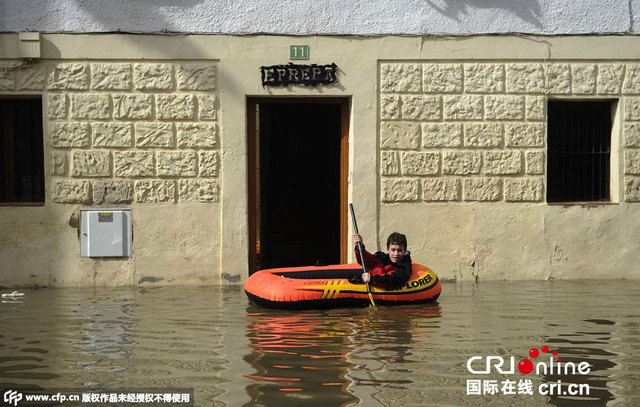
[18,32,41,59]
[80,209,132,258]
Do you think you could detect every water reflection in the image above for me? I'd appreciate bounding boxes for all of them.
[0,290,59,388]
[244,308,359,406]
[243,304,442,406]
[75,297,135,373]
[543,320,617,407]
[1,281,639,406]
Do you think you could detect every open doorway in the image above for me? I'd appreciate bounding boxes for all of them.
[247,98,349,274]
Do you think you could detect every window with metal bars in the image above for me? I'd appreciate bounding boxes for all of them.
[547,100,614,203]
[0,98,44,204]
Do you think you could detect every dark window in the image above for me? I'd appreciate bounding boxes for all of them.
[0,98,44,204]
[547,100,614,203]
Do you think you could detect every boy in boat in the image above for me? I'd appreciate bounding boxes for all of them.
[352,232,412,287]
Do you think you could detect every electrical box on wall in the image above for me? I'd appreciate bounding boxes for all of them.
[80,209,132,258]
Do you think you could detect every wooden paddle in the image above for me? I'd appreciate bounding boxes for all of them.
[349,203,376,308]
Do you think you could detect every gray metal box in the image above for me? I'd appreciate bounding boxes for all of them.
[80,209,132,257]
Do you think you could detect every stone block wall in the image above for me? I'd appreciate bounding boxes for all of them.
[379,62,640,203]
[1,60,220,205]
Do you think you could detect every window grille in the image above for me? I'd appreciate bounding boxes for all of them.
[547,100,613,203]
[0,98,44,203]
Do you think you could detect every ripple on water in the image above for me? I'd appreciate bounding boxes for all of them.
[1,282,639,406]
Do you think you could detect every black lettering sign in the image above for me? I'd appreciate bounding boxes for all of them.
[260,63,338,86]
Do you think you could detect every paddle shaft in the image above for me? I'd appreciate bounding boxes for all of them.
[348,203,376,307]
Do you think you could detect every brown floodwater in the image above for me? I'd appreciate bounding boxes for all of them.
[1,280,639,406]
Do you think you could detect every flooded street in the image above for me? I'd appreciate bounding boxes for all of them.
[1,280,639,406]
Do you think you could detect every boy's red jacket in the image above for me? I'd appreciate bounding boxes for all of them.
[354,246,412,286]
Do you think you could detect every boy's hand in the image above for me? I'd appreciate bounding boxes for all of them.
[353,234,363,246]
[362,272,371,283]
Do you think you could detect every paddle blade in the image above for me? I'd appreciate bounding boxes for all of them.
[367,292,376,308]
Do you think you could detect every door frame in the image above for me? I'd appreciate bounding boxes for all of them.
[246,97,350,274]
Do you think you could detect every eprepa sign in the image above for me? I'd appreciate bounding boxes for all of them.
[260,63,338,86]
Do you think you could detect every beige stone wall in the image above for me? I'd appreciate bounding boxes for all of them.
[0,56,222,287]
[379,61,640,203]
[28,61,220,205]
[1,34,640,286]
[376,59,640,280]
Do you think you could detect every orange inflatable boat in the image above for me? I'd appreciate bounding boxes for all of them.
[245,262,441,309]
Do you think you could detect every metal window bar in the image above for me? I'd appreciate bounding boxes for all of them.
[547,101,612,203]
[0,98,44,203]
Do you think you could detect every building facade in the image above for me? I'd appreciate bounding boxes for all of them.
[1,1,640,286]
